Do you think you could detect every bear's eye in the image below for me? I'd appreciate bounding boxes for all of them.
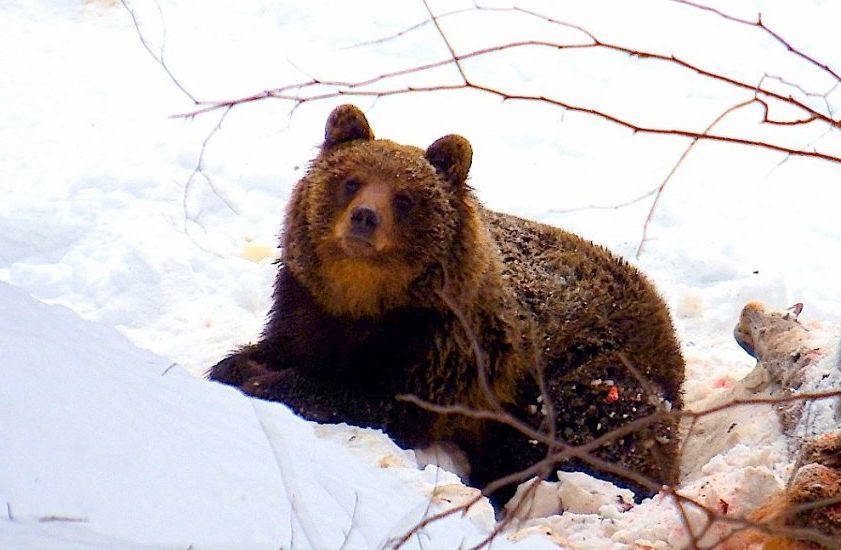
[343,179,361,196]
[394,193,414,217]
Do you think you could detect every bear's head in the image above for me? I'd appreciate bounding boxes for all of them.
[283,104,487,319]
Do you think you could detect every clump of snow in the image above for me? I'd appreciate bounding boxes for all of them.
[506,473,636,524]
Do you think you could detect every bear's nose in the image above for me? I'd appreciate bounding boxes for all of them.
[350,206,380,237]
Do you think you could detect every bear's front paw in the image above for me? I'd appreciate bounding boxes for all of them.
[208,347,273,386]
[240,370,292,400]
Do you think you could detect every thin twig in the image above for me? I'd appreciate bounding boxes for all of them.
[38,515,88,523]
[468,480,542,550]
[337,492,360,550]
[636,98,755,257]
[180,106,238,257]
[118,0,198,103]
[549,185,659,214]
[343,7,477,50]
[670,0,841,84]
[421,0,468,85]
[161,362,177,376]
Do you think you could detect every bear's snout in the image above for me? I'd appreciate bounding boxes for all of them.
[350,206,381,238]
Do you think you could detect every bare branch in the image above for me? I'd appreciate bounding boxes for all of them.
[337,492,360,550]
[180,106,239,257]
[685,388,841,420]
[387,493,485,550]
[467,480,542,550]
[163,2,840,169]
[636,98,755,257]
[160,362,177,376]
[174,78,840,166]
[118,0,198,104]
[433,286,504,415]
[670,0,841,84]
[548,185,659,214]
[421,0,468,85]
[342,7,476,50]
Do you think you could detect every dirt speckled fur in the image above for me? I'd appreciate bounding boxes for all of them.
[209,105,685,501]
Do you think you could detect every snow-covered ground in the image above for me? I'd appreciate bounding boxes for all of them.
[2,0,840,548]
[3,279,553,549]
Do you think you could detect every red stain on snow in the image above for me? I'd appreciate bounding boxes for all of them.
[712,377,734,389]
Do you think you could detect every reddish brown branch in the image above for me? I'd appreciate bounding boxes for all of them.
[671,0,841,84]
[686,388,841,420]
[468,480,542,550]
[421,0,468,84]
[179,80,841,166]
[756,97,820,126]
[174,37,838,128]
[465,82,840,164]
[167,1,841,170]
[172,57,840,168]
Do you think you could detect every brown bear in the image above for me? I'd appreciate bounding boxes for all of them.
[209,104,685,503]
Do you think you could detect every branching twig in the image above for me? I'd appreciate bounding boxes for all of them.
[636,98,755,257]
[119,0,198,103]
[434,286,503,415]
[386,489,486,550]
[686,388,841,420]
[400,384,841,548]
[342,7,477,50]
[120,0,243,259]
[467,479,542,550]
[180,106,239,257]
[670,0,841,84]
[174,76,841,165]
[549,184,659,214]
[421,0,468,85]
[175,6,840,130]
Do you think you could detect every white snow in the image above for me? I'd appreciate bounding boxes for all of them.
[1,280,555,549]
[1,0,840,548]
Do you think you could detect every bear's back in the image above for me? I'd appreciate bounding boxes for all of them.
[484,208,682,395]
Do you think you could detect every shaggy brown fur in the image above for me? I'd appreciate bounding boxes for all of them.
[208,105,685,502]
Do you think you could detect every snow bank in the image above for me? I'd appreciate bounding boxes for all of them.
[0,281,555,549]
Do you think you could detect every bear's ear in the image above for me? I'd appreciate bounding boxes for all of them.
[323,104,374,151]
[425,135,473,190]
